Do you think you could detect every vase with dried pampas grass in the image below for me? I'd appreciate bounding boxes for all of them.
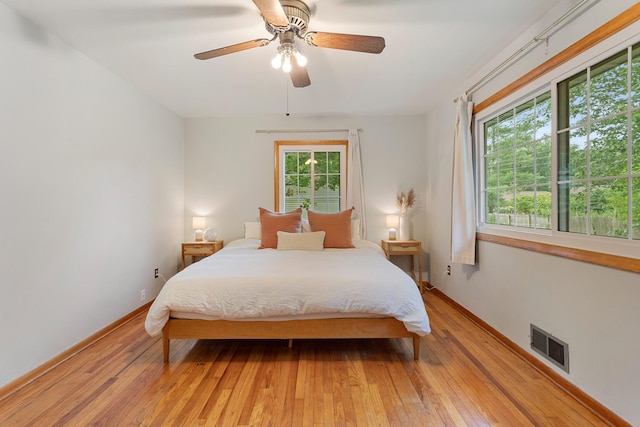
[396,188,415,240]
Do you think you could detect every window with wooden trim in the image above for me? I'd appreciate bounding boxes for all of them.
[274,140,347,216]
[479,40,640,242]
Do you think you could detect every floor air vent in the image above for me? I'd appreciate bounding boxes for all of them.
[530,324,569,373]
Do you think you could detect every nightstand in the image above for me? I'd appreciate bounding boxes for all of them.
[181,241,223,269]
[381,239,423,293]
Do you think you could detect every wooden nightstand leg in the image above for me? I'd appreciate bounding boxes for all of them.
[418,255,423,294]
[410,255,416,282]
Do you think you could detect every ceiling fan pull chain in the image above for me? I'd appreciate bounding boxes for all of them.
[286,82,290,117]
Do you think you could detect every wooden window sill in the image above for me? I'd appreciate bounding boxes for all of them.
[476,233,640,274]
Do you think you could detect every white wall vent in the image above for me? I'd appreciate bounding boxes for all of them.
[530,324,569,373]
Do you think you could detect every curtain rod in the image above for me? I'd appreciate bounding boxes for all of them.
[255,128,362,134]
[454,0,591,103]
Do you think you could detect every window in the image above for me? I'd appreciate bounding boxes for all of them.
[275,140,347,216]
[482,92,552,230]
[557,43,640,239]
[479,40,640,243]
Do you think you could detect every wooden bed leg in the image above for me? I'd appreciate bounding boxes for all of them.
[413,335,420,360]
[288,339,293,348]
[162,326,170,363]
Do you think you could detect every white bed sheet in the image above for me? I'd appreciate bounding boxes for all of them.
[144,238,431,336]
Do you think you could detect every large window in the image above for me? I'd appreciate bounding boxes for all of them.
[479,41,640,242]
[557,43,640,239]
[275,140,347,216]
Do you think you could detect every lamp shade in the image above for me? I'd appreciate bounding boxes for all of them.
[192,216,206,230]
[386,215,399,229]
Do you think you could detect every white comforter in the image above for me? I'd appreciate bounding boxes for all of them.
[145,239,431,337]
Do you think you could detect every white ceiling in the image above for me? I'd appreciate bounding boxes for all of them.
[2,0,563,118]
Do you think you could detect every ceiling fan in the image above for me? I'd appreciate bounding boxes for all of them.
[194,0,386,88]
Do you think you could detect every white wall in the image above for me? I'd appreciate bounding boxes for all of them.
[0,4,184,387]
[425,1,640,424]
[184,115,427,255]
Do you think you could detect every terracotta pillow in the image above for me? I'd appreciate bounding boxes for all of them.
[307,208,355,248]
[258,207,302,249]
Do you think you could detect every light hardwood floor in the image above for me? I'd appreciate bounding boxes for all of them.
[0,292,615,426]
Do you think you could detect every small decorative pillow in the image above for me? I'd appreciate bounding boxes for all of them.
[351,218,361,239]
[307,207,355,248]
[277,231,325,251]
[258,207,303,249]
[244,221,261,240]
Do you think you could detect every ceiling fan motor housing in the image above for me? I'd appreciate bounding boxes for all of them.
[266,0,311,35]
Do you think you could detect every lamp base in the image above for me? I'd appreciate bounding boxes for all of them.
[388,228,397,240]
[194,229,203,242]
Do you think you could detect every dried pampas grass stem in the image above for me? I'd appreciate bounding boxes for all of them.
[397,188,415,214]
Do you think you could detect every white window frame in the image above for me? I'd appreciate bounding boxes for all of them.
[274,140,347,214]
[556,46,639,240]
[477,86,554,233]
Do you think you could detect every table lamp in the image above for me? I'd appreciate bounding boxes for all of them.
[192,216,206,241]
[386,215,399,240]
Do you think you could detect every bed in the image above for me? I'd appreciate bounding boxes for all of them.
[145,215,431,362]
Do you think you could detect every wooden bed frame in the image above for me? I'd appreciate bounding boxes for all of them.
[162,317,420,362]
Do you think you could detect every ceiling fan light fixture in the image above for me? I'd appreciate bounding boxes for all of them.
[272,42,304,73]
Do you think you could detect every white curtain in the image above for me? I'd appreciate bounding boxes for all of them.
[347,129,366,239]
[451,94,476,265]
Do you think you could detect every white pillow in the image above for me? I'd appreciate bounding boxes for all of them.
[244,221,261,240]
[351,219,361,239]
[277,231,325,251]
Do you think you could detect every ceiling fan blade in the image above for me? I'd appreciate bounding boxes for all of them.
[290,60,311,88]
[305,32,385,54]
[252,0,289,28]
[194,38,271,60]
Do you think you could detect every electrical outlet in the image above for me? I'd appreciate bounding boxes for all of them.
[140,289,146,302]
[154,268,159,278]
[446,265,451,276]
